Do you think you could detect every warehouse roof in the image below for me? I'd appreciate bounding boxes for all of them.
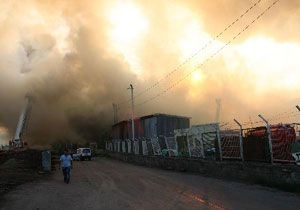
[112,113,190,127]
[140,113,190,120]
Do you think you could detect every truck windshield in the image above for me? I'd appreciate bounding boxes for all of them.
[83,149,90,153]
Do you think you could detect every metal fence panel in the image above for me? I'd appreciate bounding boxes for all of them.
[118,141,121,152]
[122,141,126,153]
[126,139,131,153]
[201,132,218,160]
[106,141,109,151]
[220,130,242,160]
[151,137,162,155]
[158,136,167,150]
[142,140,148,155]
[189,123,221,159]
[145,138,154,156]
[134,140,139,155]
[175,129,189,157]
[165,136,178,157]
[42,151,51,172]
[113,140,118,152]
[187,133,203,158]
[292,142,300,165]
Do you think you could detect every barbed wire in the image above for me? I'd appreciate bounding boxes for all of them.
[220,105,299,129]
[239,112,300,128]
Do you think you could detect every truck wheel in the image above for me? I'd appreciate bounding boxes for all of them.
[88,157,91,161]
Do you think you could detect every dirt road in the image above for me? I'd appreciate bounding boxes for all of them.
[1,158,300,210]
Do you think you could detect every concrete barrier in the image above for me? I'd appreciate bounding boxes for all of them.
[108,152,300,192]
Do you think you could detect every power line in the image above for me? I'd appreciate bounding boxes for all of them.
[220,106,299,130]
[134,0,263,97]
[269,113,300,123]
[135,0,281,108]
[240,112,300,128]
[117,0,263,108]
[240,110,296,127]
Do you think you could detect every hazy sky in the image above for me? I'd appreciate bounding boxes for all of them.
[0,0,300,145]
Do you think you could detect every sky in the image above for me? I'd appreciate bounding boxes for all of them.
[0,0,300,145]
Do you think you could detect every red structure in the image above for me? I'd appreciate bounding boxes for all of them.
[244,124,296,162]
[271,125,296,162]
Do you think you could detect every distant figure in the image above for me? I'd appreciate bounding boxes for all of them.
[59,149,73,184]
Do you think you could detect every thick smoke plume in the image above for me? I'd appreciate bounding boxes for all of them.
[0,0,137,145]
[0,0,300,145]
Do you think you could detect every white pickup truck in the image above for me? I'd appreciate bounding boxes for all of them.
[73,148,92,161]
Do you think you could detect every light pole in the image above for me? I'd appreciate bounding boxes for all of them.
[128,84,135,141]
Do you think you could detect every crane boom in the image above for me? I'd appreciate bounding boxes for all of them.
[12,95,33,148]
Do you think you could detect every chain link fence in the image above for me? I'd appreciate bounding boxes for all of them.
[107,123,297,164]
[220,130,243,160]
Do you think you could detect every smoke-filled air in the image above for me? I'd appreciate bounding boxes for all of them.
[0,0,300,145]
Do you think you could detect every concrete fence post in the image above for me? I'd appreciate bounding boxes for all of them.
[234,119,244,162]
[187,134,192,158]
[258,114,273,165]
[216,124,223,161]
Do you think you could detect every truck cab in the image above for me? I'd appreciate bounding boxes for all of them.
[73,148,92,161]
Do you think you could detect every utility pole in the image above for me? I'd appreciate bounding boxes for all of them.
[258,114,273,164]
[128,84,135,141]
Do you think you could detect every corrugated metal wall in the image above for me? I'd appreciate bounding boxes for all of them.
[143,117,157,138]
[157,115,190,137]
[112,114,190,140]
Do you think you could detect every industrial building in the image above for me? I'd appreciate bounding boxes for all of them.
[111,113,190,140]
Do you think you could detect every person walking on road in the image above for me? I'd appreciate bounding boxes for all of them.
[59,149,73,184]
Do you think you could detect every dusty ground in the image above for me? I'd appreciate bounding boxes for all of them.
[0,150,43,197]
[1,157,300,210]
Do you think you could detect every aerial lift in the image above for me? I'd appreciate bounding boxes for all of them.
[11,94,34,148]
